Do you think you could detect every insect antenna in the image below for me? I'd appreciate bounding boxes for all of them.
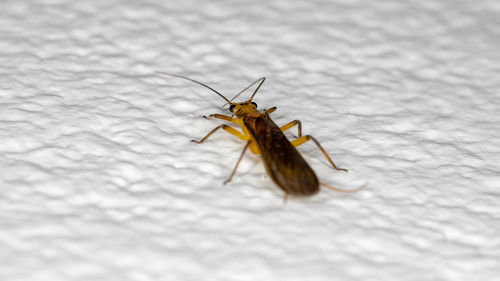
[156,71,232,104]
[223,77,266,107]
[248,77,265,102]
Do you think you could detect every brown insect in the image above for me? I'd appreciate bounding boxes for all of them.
[158,72,359,198]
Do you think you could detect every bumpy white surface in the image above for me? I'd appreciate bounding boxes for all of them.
[1,0,500,280]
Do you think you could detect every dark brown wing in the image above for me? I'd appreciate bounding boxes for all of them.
[244,114,319,196]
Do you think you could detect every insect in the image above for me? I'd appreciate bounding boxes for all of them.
[158,72,358,198]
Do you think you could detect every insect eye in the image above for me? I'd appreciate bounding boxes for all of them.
[229,104,236,112]
[251,102,257,108]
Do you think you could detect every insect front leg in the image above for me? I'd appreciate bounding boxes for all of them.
[265,107,277,114]
[191,124,246,143]
[280,120,302,137]
[290,135,348,172]
[203,113,239,124]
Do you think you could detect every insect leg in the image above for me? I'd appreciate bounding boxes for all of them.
[203,113,238,124]
[265,107,277,114]
[290,135,348,172]
[191,124,246,143]
[280,120,302,137]
[224,141,250,184]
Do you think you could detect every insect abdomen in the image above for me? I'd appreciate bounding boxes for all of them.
[245,114,319,196]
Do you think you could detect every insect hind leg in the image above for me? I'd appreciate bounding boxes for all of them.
[290,135,348,172]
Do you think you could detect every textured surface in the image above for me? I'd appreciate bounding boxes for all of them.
[1,0,500,280]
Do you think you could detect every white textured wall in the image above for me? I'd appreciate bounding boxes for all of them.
[1,0,500,280]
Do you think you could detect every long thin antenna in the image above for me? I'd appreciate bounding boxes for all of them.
[226,77,266,105]
[156,71,232,104]
[249,77,265,102]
